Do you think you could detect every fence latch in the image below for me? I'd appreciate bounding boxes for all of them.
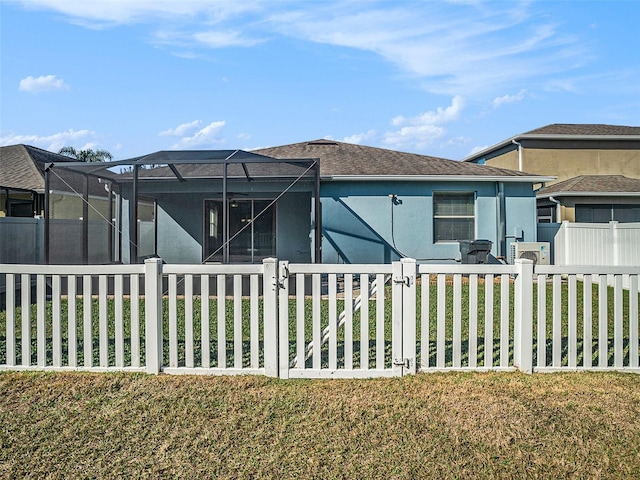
[276,263,289,289]
[393,358,410,369]
[393,275,412,287]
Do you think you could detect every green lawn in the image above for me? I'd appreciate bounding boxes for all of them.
[1,280,638,368]
[1,371,639,478]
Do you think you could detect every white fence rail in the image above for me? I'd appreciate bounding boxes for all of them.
[1,259,639,377]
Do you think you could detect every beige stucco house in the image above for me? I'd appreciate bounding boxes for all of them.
[463,124,640,223]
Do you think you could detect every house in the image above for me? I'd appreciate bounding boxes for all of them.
[536,175,640,223]
[0,145,84,264]
[5,141,551,265]
[255,140,551,263]
[0,144,70,217]
[463,124,640,223]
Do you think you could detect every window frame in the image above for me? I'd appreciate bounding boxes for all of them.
[203,197,277,264]
[432,191,476,243]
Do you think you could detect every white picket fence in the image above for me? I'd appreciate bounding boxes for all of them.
[1,258,639,377]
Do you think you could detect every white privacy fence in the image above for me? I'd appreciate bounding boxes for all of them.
[1,259,639,377]
[554,221,640,267]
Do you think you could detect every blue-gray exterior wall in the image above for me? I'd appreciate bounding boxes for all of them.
[319,180,537,264]
[118,178,536,265]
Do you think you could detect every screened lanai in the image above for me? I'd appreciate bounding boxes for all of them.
[44,150,321,265]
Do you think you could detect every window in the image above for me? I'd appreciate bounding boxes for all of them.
[137,198,157,258]
[537,206,555,223]
[204,199,276,263]
[575,204,640,223]
[433,192,475,242]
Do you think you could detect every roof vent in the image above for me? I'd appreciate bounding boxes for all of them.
[307,140,339,146]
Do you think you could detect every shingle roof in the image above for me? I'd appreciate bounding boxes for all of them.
[0,144,84,193]
[524,124,640,136]
[538,175,640,196]
[1,145,52,191]
[255,139,538,178]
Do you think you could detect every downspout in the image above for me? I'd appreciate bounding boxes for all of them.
[548,196,562,223]
[497,182,506,257]
[511,139,523,171]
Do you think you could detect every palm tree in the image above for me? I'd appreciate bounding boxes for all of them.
[58,146,113,162]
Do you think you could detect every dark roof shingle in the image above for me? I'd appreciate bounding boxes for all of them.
[538,175,640,196]
[0,144,80,192]
[524,124,640,136]
[255,139,538,178]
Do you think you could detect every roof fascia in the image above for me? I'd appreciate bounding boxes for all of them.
[325,175,555,183]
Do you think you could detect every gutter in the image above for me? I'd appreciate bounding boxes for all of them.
[325,175,555,183]
[538,191,640,198]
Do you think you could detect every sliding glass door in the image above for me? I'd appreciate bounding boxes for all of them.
[204,199,276,263]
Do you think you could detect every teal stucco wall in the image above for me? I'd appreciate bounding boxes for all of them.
[319,180,537,264]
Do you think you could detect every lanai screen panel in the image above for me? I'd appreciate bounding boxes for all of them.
[47,166,114,264]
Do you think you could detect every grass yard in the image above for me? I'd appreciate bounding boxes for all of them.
[1,371,639,478]
[1,280,638,369]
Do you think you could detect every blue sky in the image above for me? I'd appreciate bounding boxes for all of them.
[1,0,639,161]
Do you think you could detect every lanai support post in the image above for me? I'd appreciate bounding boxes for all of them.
[223,162,228,264]
[82,176,89,264]
[314,162,322,263]
[44,167,50,264]
[131,165,139,263]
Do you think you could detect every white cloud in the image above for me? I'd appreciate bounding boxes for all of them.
[492,89,527,108]
[0,129,95,152]
[169,121,227,149]
[13,1,590,97]
[468,145,489,156]
[342,130,377,145]
[384,96,464,150]
[159,120,202,137]
[267,2,586,97]
[19,75,68,93]
[193,30,263,48]
[15,1,263,27]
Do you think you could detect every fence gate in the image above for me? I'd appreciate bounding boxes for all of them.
[277,261,415,379]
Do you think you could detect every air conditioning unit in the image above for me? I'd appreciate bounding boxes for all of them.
[509,242,551,265]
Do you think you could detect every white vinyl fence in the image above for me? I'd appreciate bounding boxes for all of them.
[1,258,639,377]
[554,221,640,267]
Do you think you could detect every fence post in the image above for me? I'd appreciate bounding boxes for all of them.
[402,258,417,375]
[262,258,278,377]
[278,261,290,379]
[514,259,534,374]
[144,258,163,374]
[391,261,403,376]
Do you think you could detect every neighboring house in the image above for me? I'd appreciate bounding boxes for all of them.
[6,141,551,265]
[463,124,640,223]
[536,175,640,223]
[0,144,63,217]
[255,140,550,263]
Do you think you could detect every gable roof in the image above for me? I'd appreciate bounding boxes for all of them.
[0,144,76,192]
[255,139,549,182]
[524,124,640,136]
[537,175,640,198]
[463,123,640,163]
